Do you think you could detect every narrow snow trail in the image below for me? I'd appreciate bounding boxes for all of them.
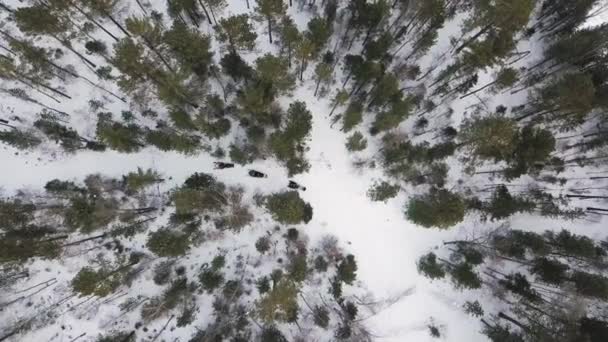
[293,86,486,341]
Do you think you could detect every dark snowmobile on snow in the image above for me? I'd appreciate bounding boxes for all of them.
[214,162,235,169]
[248,170,268,178]
[288,180,306,191]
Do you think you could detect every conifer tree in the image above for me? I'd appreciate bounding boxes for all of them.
[254,0,286,44]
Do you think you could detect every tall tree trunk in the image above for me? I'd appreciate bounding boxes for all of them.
[140,37,175,74]
[135,0,148,15]
[314,78,321,96]
[0,87,69,117]
[102,11,131,38]
[245,0,250,9]
[287,42,292,68]
[460,80,496,99]
[197,0,213,25]
[267,17,273,43]
[0,2,14,13]
[71,3,119,42]
[341,71,352,89]
[208,6,218,25]
[498,312,530,332]
[51,35,97,69]
[185,9,200,28]
[454,23,492,54]
[9,68,72,99]
[210,66,227,101]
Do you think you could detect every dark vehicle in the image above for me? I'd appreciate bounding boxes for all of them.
[248,170,268,178]
[288,180,306,191]
[214,162,235,169]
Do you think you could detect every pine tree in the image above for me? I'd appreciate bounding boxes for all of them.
[459,114,518,162]
[216,14,258,52]
[407,188,466,228]
[254,0,286,44]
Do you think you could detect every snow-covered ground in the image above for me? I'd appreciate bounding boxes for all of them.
[2,0,608,341]
[0,83,488,342]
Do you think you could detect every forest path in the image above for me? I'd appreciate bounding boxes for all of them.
[292,85,485,341]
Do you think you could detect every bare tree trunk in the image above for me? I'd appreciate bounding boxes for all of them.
[197,0,214,25]
[0,87,69,116]
[101,10,131,38]
[267,17,273,44]
[71,3,119,42]
[454,24,492,54]
[498,312,530,332]
[314,78,321,96]
[150,315,174,342]
[135,0,148,15]
[51,35,97,69]
[460,80,496,99]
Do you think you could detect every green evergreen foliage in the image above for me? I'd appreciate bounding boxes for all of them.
[337,254,357,285]
[0,224,62,262]
[306,17,332,54]
[217,14,257,52]
[535,72,596,130]
[229,144,257,165]
[145,128,200,154]
[449,262,482,289]
[255,53,295,95]
[200,260,225,292]
[259,325,288,342]
[459,114,518,162]
[417,252,445,280]
[530,257,569,285]
[45,179,85,194]
[34,119,82,151]
[367,181,400,202]
[407,188,466,229]
[288,253,308,282]
[72,267,120,297]
[0,129,41,149]
[483,185,535,220]
[314,256,328,272]
[264,191,313,224]
[341,101,363,132]
[220,51,254,82]
[269,101,313,175]
[123,168,161,194]
[172,173,227,215]
[463,300,484,317]
[254,0,287,44]
[146,228,191,257]
[345,131,367,152]
[256,236,271,254]
[313,306,330,328]
[96,331,135,342]
[164,22,213,79]
[63,196,119,233]
[371,95,414,134]
[257,276,271,294]
[572,271,608,300]
[96,113,144,153]
[504,125,556,179]
[85,40,107,54]
[258,279,299,323]
[14,5,66,35]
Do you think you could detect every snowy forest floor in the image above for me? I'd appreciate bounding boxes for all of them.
[0,78,484,342]
[2,0,608,341]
